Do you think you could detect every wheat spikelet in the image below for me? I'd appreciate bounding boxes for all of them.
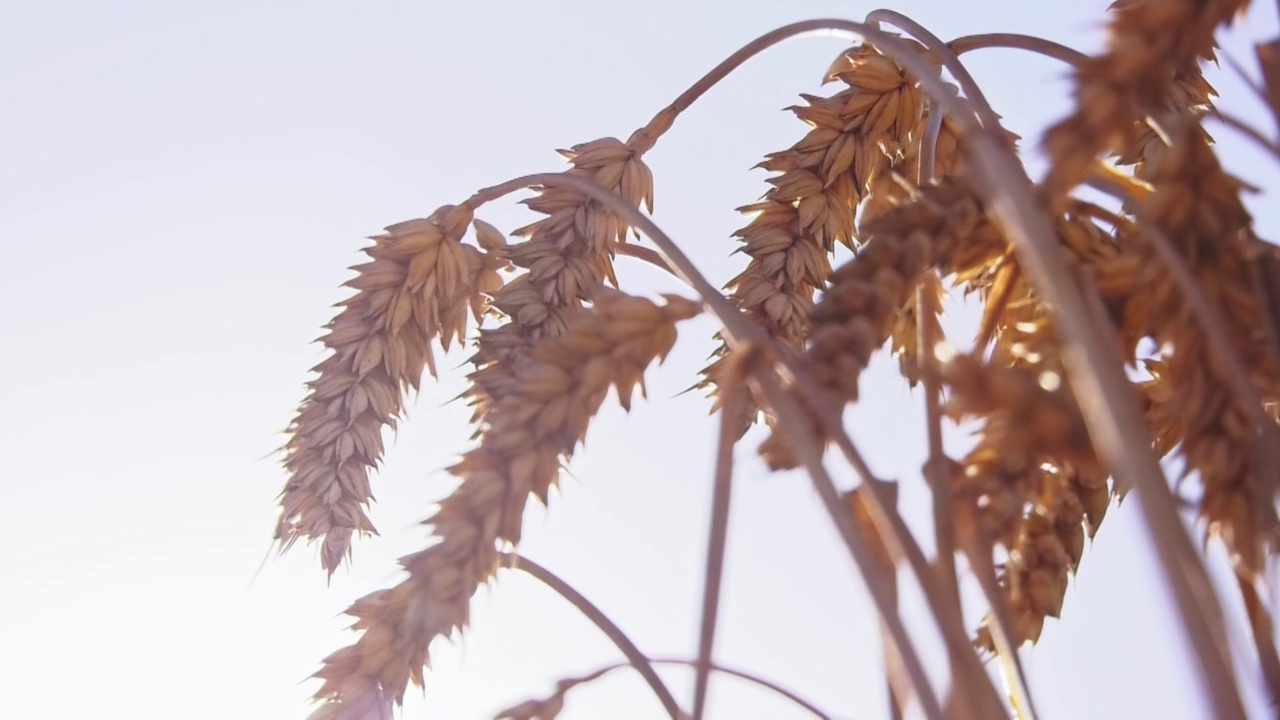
[467,137,655,426]
[278,205,508,574]
[304,291,698,719]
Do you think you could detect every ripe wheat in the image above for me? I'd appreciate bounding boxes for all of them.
[276,3,1280,718]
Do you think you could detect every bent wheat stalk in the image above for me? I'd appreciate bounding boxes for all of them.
[500,553,683,719]
[497,658,834,720]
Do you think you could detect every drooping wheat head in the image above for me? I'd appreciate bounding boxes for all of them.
[305,291,698,719]
[278,205,507,574]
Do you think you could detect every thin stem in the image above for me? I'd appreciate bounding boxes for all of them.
[656,660,834,720]
[748,367,945,720]
[948,33,1087,65]
[917,273,959,609]
[518,658,837,720]
[965,537,1040,720]
[624,16,977,154]
[692,370,744,720]
[1236,574,1280,710]
[1209,110,1280,163]
[871,482,906,720]
[502,553,684,719]
[1224,50,1273,115]
[919,102,944,183]
[615,241,681,275]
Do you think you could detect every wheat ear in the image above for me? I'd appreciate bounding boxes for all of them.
[278,205,506,574]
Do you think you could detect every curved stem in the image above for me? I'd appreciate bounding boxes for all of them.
[502,553,684,719]
[948,33,1087,65]
[657,659,834,720]
[627,17,984,154]
[516,658,838,720]
[916,273,959,608]
[615,241,680,274]
[693,373,743,720]
[1209,109,1280,163]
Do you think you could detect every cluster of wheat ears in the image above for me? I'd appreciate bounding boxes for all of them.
[276,2,1280,718]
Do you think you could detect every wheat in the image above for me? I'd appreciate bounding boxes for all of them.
[304,291,698,719]
[275,6,1280,716]
[278,205,507,574]
[1043,0,1249,193]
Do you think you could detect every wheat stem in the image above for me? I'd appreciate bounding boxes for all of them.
[692,365,744,720]
[948,33,1087,65]
[919,102,943,182]
[651,660,834,720]
[748,368,946,720]
[502,553,684,719]
[1210,110,1280,163]
[615,242,680,275]
[916,273,959,609]
[966,536,1040,720]
[503,658,835,720]
[864,10,1002,133]
[1236,575,1280,709]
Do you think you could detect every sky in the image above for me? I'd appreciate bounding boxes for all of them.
[3,1,1280,718]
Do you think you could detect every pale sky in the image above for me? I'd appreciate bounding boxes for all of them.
[3,1,1279,718]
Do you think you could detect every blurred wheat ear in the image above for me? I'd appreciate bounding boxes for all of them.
[278,3,1280,719]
